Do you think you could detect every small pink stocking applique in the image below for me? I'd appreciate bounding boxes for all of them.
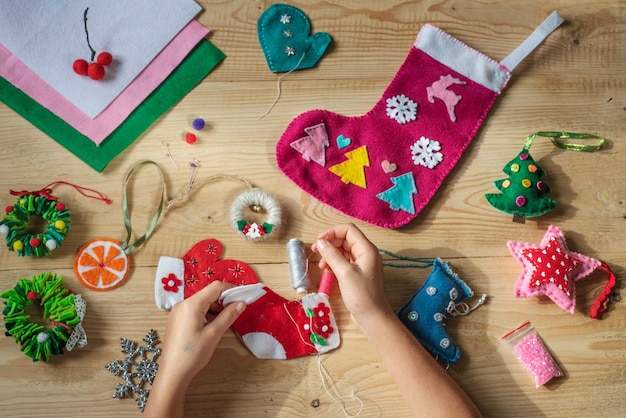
[276,12,564,228]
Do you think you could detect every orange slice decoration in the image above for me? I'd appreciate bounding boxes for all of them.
[74,238,130,291]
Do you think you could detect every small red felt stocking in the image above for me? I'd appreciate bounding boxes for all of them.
[220,283,340,359]
[154,239,340,360]
[276,12,563,228]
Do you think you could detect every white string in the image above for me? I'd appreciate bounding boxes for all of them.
[257,52,307,119]
[447,293,487,317]
[161,141,179,170]
[283,302,364,418]
[317,355,364,418]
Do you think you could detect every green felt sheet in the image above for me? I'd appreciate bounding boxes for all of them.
[0,39,225,172]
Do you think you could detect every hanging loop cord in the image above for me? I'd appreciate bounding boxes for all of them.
[378,248,435,268]
[165,174,253,212]
[447,293,487,317]
[10,181,112,204]
[524,131,605,152]
[120,160,166,255]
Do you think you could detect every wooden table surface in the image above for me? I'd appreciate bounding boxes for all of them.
[1,1,624,417]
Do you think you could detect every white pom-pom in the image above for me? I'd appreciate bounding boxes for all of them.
[37,332,49,343]
[46,239,58,250]
[0,224,8,235]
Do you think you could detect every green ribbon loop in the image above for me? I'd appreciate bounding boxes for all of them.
[120,160,165,255]
[524,131,605,152]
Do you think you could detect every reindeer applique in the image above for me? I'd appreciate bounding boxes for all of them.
[426,74,467,122]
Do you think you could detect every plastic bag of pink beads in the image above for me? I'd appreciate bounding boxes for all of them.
[501,321,563,387]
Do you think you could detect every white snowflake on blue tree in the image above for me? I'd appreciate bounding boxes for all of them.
[386,94,418,124]
[411,136,443,169]
[105,329,161,412]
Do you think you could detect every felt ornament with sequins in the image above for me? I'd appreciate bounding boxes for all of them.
[155,238,340,360]
[485,132,605,223]
[382,251,486,364]
[276,12,564,228]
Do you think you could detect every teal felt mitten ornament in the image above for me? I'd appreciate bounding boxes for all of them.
[485,132,605,223]
[258,3,331,73]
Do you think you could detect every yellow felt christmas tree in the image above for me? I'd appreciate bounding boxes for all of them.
[329,145,370,188]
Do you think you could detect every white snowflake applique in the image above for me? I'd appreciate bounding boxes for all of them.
[386,94,418,124]
[411,136,443,169]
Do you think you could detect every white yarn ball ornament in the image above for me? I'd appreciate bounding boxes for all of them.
[230,188,281,241]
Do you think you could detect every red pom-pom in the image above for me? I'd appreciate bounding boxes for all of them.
[56,202,66,211]
[97,52,113,66]
[5,205,13,214]
[27,291,38,301]
[87,62,105,80]
[30,237,41,247]
[73,59,89,75]
[185,132,197,144]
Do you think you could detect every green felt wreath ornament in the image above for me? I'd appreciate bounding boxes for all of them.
[1,273,84,362]
[0,189,71,256]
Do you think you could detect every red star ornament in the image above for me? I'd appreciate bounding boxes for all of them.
[507,225,616,318]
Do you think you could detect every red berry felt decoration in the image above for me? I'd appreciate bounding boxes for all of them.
[73,59,89,75]
[72,8,113,81]
[96,52,113,66]
[87,62,105,81]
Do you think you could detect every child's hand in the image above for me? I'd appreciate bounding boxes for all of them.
[312,223,392,331]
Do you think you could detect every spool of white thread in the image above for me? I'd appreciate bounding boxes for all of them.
[287,238,310,293]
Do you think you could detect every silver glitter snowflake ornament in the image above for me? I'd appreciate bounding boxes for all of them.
[105,329,161,412]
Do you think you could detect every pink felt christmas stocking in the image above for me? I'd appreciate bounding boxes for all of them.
[276,12,564,228]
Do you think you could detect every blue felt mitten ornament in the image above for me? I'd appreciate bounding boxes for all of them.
[396,258,481,363]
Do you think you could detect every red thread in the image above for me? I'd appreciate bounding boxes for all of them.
[590,261,617,319]
[10,188,58,200]
[318,269,335,297]
[42,181,112,204]
[53,321,74,333]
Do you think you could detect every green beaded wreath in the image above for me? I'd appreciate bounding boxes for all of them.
[1,273,81,362]
[0,192,71,256]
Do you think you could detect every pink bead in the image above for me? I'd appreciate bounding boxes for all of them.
[515,333,560,386]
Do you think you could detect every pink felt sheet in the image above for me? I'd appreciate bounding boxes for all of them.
[0,20,209,145]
